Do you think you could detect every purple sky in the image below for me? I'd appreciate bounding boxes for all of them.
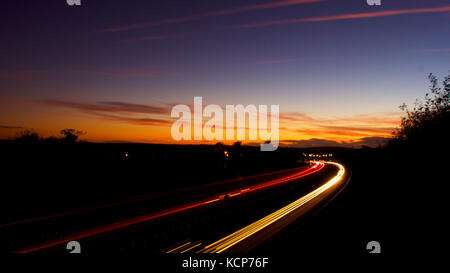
[0,0,449,147]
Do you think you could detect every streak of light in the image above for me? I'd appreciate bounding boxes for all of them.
[1,165,315,228]
[179,242,202,253]
[166,241,192,253]
[15,163,324,253]
[203,198,222,204]
[198,162,345,253]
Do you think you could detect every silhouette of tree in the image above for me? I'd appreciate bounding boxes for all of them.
[230,141,243,172]
[213,142,224,152]
[14,130,40,143]
[232,141,242,147]
[391,73,449,149]
[60,128,85,143]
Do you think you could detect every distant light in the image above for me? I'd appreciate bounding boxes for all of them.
[124,153,129,157]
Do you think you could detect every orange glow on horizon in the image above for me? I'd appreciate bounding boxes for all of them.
[0,99,399,146]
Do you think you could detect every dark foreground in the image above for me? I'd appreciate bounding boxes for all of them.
[1,141,446,269]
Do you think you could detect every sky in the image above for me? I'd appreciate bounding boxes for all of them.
[0,0,449,147]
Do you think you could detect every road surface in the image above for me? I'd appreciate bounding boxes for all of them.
[2,161,348,254]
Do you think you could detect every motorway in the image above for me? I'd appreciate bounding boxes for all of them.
[2,161,348,254]
[197,162,346,253]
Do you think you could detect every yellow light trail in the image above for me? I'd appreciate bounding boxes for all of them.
[180,242,202,253]
[198,162,346,253]
[166,241,192,253]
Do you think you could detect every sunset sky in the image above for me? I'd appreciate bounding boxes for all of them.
[1,0,449,147]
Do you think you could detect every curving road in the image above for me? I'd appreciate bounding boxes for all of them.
[9,162,327,253]
[197,162,346,253]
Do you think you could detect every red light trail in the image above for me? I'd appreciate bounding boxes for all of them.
[16,162,324,253]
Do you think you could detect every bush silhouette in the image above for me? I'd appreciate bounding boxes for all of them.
[60,128,85,143]
[391,73,449,150]
[14,129,40,144]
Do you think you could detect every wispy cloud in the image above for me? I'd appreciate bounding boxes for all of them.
[96,0,323,33]
[41,99,400,141]
[0,125,24,129]
[280,136,389,148]
[280,112,320,123]
[123,4,450,44]
[280,111,400,125]
[232,5,450,29]
[318,125,395,134]
[291,128,391,139]
[43,100,168,115]
[280,111,400,139]
[92,112,172,126]
[42,99,172,127]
